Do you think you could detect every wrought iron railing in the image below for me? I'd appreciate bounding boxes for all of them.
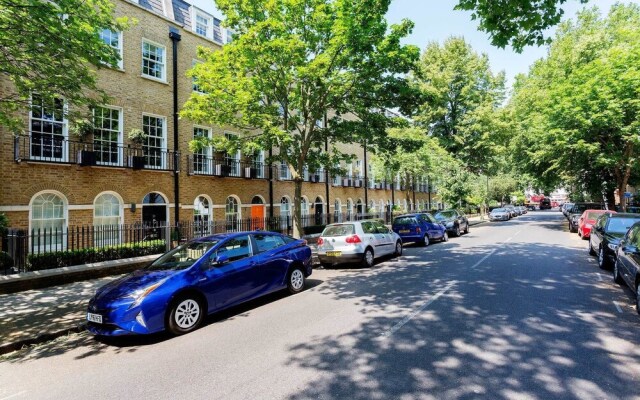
[14,135,177,171]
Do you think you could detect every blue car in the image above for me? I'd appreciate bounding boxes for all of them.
[87,231,312,336]
[391,213,448,246]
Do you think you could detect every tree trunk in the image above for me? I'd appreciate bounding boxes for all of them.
[292,178,303,238]
[605,189,616,211]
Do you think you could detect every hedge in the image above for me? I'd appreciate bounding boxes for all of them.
[26,240,165,272]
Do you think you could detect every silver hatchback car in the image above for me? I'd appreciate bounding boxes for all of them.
[317,220,403,268]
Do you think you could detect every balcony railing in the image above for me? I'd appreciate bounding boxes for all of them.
[14,135,176,171]
[187,156,269,179]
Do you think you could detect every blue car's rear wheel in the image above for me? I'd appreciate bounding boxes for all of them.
[168,297,204,335]
[287,267,305,294]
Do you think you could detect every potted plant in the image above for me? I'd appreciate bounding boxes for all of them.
[71,118,97,166]
[128,128,147,170]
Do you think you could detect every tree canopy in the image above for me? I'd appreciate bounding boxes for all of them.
[0,0,131,133]
[455,0,590,51]
[181,0,419,237]
[413,37,507,175]
[509,4,640,209]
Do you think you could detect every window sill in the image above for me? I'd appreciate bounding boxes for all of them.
[141,75,168,85]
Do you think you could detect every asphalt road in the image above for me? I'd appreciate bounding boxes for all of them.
[1,211,639,400]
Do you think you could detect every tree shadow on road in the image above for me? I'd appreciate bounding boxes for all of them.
[282,242,640,399]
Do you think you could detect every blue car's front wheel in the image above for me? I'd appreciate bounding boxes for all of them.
[168,297,204,335]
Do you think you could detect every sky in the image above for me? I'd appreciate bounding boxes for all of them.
[190,0,639,90]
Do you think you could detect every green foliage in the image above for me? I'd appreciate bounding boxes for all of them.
[509,4,640,209]
[128,128,148,145]
[455,0,590,52]
[26,240,165,271]
[0,0,133,133]
[413,37,507,174]
[181,0,419,237]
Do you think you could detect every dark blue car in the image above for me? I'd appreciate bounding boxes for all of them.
[87,231,312,336]
[392,213,448,246]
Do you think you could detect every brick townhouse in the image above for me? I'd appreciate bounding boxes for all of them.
[0,0,438,242]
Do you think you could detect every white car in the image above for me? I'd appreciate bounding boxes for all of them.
[489,208,510,221]
[317,220,403,268]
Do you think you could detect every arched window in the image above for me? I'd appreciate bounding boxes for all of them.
[251,196,264,204]
[334,199,341,222]
[226,196,240,231]
[31,192,67,251]
[94,193,123,246]
[194,196,211,235]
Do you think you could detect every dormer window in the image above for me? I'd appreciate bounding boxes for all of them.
[195,14,210,37]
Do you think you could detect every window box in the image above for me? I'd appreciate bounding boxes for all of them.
[77,150,97,166]
[244,166,259,179]
[129,155,145,170]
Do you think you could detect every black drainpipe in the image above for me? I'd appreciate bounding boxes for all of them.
[169,27,181,227]
[324,113,329,223]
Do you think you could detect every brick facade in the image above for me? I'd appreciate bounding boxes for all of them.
[0,0,438,232]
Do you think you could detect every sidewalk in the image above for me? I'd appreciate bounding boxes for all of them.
[0,216,487,355]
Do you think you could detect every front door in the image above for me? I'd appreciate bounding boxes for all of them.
[251,205,265,230]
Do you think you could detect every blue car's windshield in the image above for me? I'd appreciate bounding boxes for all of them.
[146,240,219,271]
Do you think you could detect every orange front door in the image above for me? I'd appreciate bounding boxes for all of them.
[251,205,265,230]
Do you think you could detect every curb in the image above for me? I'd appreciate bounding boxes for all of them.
[0,322,87,356]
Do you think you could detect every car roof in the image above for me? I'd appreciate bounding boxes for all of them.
[194,231,283,242]
[608,213,640,218]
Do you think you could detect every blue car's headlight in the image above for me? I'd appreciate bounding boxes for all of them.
[123,279,167,309]
[607,243,618,251]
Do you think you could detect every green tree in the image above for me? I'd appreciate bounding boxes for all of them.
[0,0,131,133]
[455,0,589,51]
[509,4,640,210]
[181,0,419,238]
[413,37,507,174]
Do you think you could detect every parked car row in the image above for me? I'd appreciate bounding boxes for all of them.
[562,205,640,315]
[317,209,470,268]
[87,209,472,338]
[489,205,527,222]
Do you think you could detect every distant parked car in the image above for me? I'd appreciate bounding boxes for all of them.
[433,209,469,237]
[504,205,518,218]
[489,208,510,221]
[562,203,574,217]
[568,203,605,232]
[540,197,552,210]
[613,222,640,314]
[392,213,448,246]
[577,210,615,239]
[87,232,312,337]
[317,220,402,268]
[589,213,640,269]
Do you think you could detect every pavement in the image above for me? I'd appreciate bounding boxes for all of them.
[0,215,488,355]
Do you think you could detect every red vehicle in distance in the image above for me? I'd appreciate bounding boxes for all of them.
[578,209,616,239]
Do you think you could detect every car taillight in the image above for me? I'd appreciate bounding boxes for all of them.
[317,238,323,245]
[345,234,362,244]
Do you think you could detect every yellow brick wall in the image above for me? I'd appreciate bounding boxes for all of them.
[0,0,437,231]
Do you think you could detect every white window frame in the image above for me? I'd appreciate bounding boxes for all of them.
[223,131,241,177]
[192,59,206,94]
[213,17,223,43]
[225,196,241,231]
[29,191,68,252]
[99,29,123,69]
[142,113,167,169]
[93,192,124,247]
[193,126,212,174]
[93,105,123,166]
[194,12,211,38]
[141,39,166,82]
[29,94,68,162]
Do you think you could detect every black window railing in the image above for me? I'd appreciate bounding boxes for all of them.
[14,135,176,171]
